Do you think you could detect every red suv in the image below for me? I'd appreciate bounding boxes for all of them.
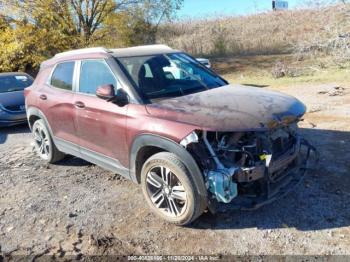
[25,45,313,225]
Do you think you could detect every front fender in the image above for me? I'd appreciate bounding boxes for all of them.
[129,134,207,199]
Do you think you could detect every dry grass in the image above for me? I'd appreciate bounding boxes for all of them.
[157,4,349,58]
[158,4,350,86]
[213,54,350,88]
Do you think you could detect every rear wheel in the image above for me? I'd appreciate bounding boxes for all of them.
[32,119,65,163]
[141,152,204,225]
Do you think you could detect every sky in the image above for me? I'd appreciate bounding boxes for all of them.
[178,0,309,18]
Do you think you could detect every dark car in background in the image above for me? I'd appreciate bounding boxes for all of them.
[0,72,34,127]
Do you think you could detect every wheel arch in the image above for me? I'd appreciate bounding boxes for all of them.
[129,134,207,199]
[27,107,53,136]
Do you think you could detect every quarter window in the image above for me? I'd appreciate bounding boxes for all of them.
[79,60,117,94]
[50,62,75,90]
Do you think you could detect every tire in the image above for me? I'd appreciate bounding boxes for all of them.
[141,152,204,225]
[32,119,65,163]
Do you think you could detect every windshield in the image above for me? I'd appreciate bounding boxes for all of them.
[0,74,33,93]
[117,53,227,101]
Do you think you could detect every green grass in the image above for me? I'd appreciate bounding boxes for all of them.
[223,68,350,88]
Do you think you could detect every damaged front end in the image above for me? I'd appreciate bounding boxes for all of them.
[182,123,316,212]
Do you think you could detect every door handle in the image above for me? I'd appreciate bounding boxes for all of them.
[74,101,85,109]
[39,94,47,100]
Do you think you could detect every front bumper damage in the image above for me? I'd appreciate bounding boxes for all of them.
[182,125,318,213]
[221,138,316,212]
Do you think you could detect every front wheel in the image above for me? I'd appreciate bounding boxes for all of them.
[141,152,204,225]
[32,119,65,163]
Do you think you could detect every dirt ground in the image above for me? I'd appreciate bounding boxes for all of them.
[0,82,350,258]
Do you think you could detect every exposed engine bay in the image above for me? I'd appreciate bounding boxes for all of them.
[183,123,316,210]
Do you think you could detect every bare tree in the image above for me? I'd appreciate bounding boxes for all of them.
[70,0,116,42]
[1,0,182,44]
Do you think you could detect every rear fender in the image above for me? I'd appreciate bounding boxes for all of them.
[26,107,53,135]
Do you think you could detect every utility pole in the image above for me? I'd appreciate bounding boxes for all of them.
[272,0,276,11]
[272,0,288,11]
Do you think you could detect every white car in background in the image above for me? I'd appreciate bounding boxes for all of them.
[196,58,211,68]
[163,57,212,80]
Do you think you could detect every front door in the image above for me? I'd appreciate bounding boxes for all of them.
[74,59,128,171]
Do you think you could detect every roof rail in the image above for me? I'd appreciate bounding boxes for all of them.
[54,47,111,58]
[111,44,172,52]
[111,44,175,57]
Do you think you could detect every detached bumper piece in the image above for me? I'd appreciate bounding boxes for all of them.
[209,137,317,213]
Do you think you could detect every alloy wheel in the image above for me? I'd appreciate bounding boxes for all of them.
[33,125,50,160]
[146,166,188,217]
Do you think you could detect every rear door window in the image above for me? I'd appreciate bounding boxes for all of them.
[50,62,75,90]
[79,60,117,95]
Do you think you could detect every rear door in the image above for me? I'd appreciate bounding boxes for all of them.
[74,59,128,167]
[40,61,79,145]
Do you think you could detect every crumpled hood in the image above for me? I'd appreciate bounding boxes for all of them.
[146,84,306,131]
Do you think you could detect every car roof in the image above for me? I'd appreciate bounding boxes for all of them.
[41,45,179,68]
[0,72,31,77]
[196,58,209,61]
[111,45,179,57]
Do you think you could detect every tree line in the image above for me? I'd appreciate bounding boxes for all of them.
[0,0,182,74]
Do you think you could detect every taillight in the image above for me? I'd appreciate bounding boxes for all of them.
[23,87,31,97]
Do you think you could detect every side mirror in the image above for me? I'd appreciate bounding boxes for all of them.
[113,89,129,107]
[96,84,115,100]
[96,84,129,107]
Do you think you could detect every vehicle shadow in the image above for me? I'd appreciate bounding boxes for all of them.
[0,124,30,144]
[56,156,91,167]
[191,127,350,231]
[242,84,269,88]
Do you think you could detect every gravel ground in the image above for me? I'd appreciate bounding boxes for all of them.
[0,84,349,258]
